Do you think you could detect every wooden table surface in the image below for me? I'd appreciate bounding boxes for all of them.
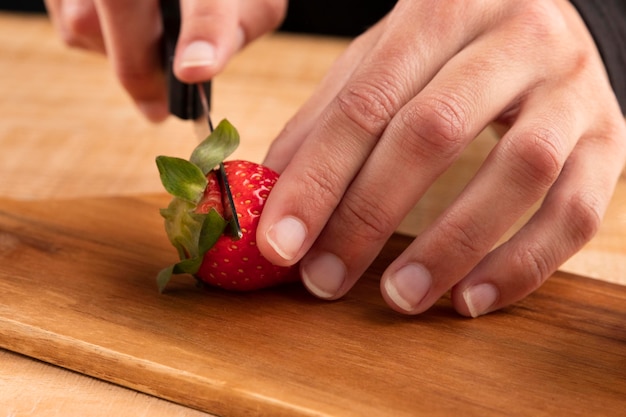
[1,12,625,416]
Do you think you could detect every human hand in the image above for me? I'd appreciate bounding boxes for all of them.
[44,0,287,121]
[257,0,626,317]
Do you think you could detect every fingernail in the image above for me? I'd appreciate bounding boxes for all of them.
[137,100,168,122]
[384,264,431,312]
[266,216,306,261]
[180,40,217,68]
[301,252,346,299]
[463,283,499,318]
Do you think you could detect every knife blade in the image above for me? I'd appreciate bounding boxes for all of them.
[196,83,243,240]
[160,0,242,240]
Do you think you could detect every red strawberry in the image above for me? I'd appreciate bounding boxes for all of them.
[195,160,296,290]
[155,119,297,292]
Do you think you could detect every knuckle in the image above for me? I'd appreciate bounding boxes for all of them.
[513,244,553,290]
[563,191,603,245]
[515,1,566,44]
[438,213,485,260]
[336,191,397,244]
[300,164,344,212]
[399,93,469,161]
[335,78,398,138]
[503,127,563,190]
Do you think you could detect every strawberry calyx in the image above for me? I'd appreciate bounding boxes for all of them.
[155,119,240,292]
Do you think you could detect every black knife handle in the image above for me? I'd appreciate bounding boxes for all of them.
[159,0,211,120]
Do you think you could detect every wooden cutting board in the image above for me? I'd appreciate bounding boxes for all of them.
[1,195,625,416]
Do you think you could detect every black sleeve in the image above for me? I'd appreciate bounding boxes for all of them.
[279,0,398,38]
[569,0,626,114]
[0,0,46,13]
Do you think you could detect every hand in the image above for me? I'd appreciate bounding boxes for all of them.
[257,0,626,317]
[44,0,287,121]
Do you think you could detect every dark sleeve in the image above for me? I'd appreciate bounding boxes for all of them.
[0,0,46,13]
[569,0,626,114]
[279,0,398,38]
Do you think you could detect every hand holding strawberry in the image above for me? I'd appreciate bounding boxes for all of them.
[156,119,298,292]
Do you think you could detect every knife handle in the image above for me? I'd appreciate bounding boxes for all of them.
[159,0,211,120]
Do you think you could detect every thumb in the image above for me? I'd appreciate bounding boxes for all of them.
[174,0,241,82]
[174,0,287,83]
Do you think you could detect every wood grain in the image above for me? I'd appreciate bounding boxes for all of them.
[0,350,212,417]
[1,194,625,416]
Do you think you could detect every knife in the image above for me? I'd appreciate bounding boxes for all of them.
[160,0,242,239]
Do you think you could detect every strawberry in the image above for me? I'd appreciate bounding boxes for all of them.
[155,119,297,292]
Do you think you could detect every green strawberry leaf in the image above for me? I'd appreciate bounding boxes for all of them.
[160,198,206,260]
[190,119,240,174]
[156,257,202,293]
[156,156,208,203]
[156,265,175,293]
[198,208,228,254]
[158,201,228,292]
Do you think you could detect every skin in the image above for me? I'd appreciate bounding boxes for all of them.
[44,0,287,121]
[46,0,626,317]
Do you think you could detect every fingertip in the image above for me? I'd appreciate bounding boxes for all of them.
[263,215,307,265]
[301,252,347,300]
[457,283,499,318]
[174,40,218,82]
[380,264,432,315]
[137,100,169,123]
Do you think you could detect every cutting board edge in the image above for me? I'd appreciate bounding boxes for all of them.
[0,318,340,417]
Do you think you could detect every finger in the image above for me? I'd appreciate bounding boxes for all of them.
[238,0,287,43]
[256,2,493,269]
[263,18,387,173]
[174,0,239,82]
[45,0,104,52]
[174,0,286,83]
[94,0,168,122]
[380,69,605,315]
[301,23,565,301]
[452,114,626,318]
